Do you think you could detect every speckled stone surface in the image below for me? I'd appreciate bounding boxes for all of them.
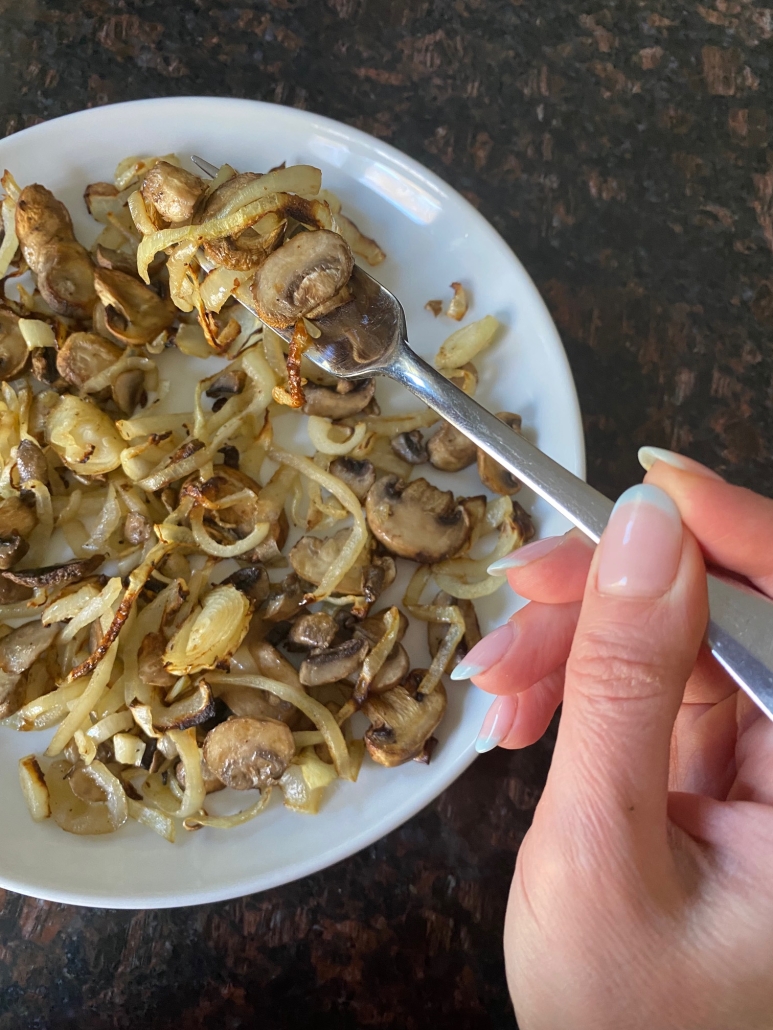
[0,1,772,1027]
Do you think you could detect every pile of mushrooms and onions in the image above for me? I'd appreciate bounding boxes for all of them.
[0,154,534,841]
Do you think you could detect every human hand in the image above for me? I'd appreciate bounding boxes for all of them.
[456,449,773,1029]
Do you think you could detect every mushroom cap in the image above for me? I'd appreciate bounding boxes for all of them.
[140,161,206,225]
[329,457,376,501]
[138,631,177,688]
[0,311,29,382]
[16,439,48,486]
[220,564,270,605]
[368,642,410,694]
[299,636,369,688]
[15,185,96,318]
[203,716,296,790]
[252,230,354,329]
[57,332,123,390]
[476,413,523,495]
[93,267,176,346]
[365,476,471,564]
[287,612,338,651]
[217,683,298,725]
[289,527,372,595]
[0,495,37,540]
[363,681,447,767]
[390,430,428,465]
[181,466,264,542]
[427,420,477,472]
[301,378,375,419]
[427,591,481,666]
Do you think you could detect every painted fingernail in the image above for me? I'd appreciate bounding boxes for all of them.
[475,695,518,753]
[638,446,723,481]
[450,622,515,681]
[597,484,682,598]
[487,535,563,573]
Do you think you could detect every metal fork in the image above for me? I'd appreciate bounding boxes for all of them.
[192,154,773,720]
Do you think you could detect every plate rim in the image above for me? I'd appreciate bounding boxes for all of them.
[0,96,585,908]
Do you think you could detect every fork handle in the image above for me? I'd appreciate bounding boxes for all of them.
[385,340,773,721]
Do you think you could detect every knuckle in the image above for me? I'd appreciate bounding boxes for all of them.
[568,623,669,708]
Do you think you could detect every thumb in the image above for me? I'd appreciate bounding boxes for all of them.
[550,484,708,844]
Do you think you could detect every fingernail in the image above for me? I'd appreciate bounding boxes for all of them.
[450,622,515,680]
[487,535,563,573]
[638,446,723,481]
[475,695,518,753]
[597,484,682,598]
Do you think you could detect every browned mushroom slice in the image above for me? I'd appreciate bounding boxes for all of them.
[262,573,307,622]
[15,184,96,319]
[391,430,428,465]
[176,752,224,794]
[476,413,523,495]
[112,368,146,414]
[94,244,141,278]
[93,267,176,346]
[512,500,536,544]
[365,476,471,564]
[3,553,104,589]
[363,681,447,767]
[220,564,270,605]
[286,611,338,651]
[289,527,372,596]
[197,172,287,271]
[0,532,29,570]
[361,555,396,610]
[353,607,409,647]
[427,421,477,472]
[123,511,152,545]
[299,637,369,688]
[205,369,246,399]
[0,496,37,540]
[0,311,29,381]
[222,640,305,727]
[368,643,410,694]
[138,631,177,688]
[141,161,206,225]
[0,672,25,720]
[0,620,60,675]
[203,716,296,790]
[329,457,375,501]
[427,592,482,667]
[30,347,64,389]
[16,439,48,486]
[181,466,264,543]
[302,378,375,419]
[0,577,33,604]
[252,229,354,329]
[149,680,215,731]
[56,332,123,391]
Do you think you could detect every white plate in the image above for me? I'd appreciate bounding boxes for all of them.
[0,97,584,908]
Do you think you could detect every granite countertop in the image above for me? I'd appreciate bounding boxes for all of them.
[0,1,771,1027]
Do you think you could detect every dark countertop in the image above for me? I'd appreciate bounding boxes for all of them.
[1,1,772,1027]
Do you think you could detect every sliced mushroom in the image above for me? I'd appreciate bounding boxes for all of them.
[149,680,215,731]
[252,229,355,329]
[205,369,246,399]
[112,368,146,414]
[329,456,375,501]
[368,643,410,694]
[363,681,447,767]
[361,555,396,611]
[0,310,29,381]
[244,510,289,565]
[0,620,60,675]
[181,466,263,543]
[427,592,482,667]
[427,421,477,472]
[262,573,307,622]
[30,347,64,389]
[477,413,523,494]
[353,607,409,646]
[391,430,428,465]
[3,553,104,589]
[220,564,270,605]
[16,439,48,486]
[0,669,26,720]
[0,532,28,570]
[175,752,224,794]
[15,184,96,319]
[93,267,176,346]
[299,636,369,688]
[123,511,151,545]
[0,577,33,604]
[198,173,286,272]
[56,332,123,391]
[203,716,296,790]
[141,161,206,225]
[138,631,177,688]
[302,378,375,419]
[94,244,141,278]
[287,612,338,651]
[0,496,37,540]
[461,495,487,534]
[512,500,536,544]
[365,476,471,564]
[289,528,372,596]
[224,639,305,727]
